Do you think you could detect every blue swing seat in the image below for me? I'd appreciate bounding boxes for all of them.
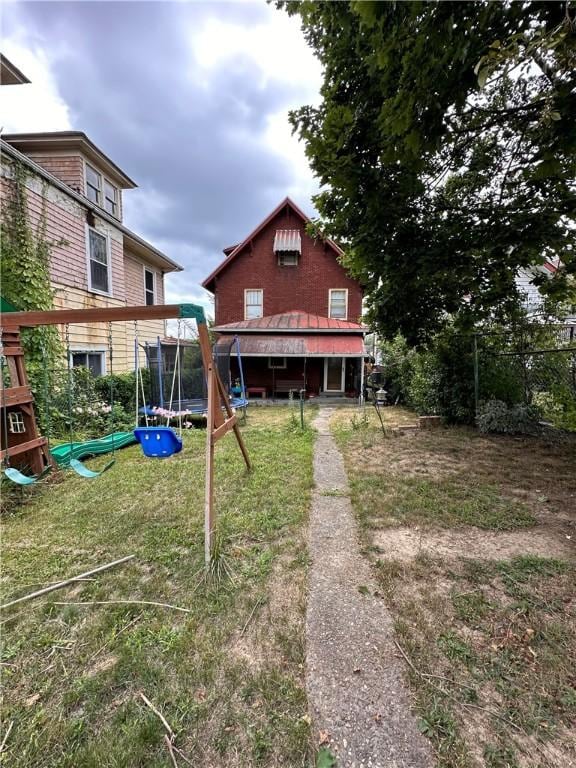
[133,426,183,458]
[3,465,51,486]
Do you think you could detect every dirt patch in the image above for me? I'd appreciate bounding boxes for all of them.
[85,654,118,678]
[373,525,575,563]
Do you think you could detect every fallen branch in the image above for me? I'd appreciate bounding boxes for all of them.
[139,692,174,738]
[394,639,477,693]
[393,639,536,740]
[0,556,135,610]
[240,596,266,636]
[0,720,14,754]
[164,735,179,768]
[54,600,191,614]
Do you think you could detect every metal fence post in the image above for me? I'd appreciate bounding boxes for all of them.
[473,334,479,417]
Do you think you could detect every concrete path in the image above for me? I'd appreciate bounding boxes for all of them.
[307,408,433,768]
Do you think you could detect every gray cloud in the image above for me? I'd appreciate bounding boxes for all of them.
[4,1,318,311]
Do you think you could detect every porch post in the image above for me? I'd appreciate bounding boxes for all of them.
[359,355,365,406]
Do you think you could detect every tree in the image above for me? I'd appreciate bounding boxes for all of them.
[280,1,576,343]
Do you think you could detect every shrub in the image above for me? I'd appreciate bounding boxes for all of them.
[476,399,541,435]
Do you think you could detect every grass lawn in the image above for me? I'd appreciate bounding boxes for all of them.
[332,405,576,768]
[1,407,315,767]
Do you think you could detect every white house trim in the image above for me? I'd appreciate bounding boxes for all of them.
[329,288,349,320]
[323,356,345,392]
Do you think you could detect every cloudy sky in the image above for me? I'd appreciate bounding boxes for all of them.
[2,0,322,314]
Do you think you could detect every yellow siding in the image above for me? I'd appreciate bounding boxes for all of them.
[53,285,166,373]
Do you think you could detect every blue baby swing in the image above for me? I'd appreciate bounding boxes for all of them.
[133,320,183,458]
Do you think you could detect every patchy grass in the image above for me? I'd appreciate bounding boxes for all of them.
[1,407,316,767]
[334,407,576,767]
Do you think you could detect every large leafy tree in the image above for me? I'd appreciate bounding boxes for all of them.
[281,1,576,342]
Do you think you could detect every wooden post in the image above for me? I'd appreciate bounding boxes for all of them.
[204,358,215,566]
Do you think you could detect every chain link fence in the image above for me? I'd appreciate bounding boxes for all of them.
[475,324,576,433]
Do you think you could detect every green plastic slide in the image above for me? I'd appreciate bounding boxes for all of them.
[50,431,137,467]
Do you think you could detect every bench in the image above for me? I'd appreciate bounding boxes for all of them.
[274,380,305,396]
[246,387,267,399]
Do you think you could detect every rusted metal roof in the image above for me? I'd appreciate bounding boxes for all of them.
[213,310,366,333]
[215,333,367,357]
[273,229,301,253]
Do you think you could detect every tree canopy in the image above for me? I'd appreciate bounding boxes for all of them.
[281,1,576,342]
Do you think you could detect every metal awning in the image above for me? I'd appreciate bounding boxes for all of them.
[215,334,366,357]
[273,230,301,253]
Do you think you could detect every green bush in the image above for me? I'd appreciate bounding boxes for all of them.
[94,368,150,414]
[476,400,541,435]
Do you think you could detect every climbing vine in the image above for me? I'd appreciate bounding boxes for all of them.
[0,159,62,396]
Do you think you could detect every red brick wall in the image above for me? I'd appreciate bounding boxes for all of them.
[213,207,363,324]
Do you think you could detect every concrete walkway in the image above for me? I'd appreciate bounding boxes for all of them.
[307,408,433,768]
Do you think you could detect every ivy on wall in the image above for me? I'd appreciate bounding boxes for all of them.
[0,158,63,393]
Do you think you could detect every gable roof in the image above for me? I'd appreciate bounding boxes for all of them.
[202,197,343,293]
[0,54,30,85]
[213,310,365,334]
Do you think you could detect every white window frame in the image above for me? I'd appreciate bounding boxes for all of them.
[85,162,102,205]
[323,357,346,392]
[8,411,26,434]
[84,160,119,218]
[244,288,263,320]
[86,224,113,296]
[268,357,287,369]
[143,266,156,306]
[329,288,348,320]
[69,349,107,377]
[103,179,118,217]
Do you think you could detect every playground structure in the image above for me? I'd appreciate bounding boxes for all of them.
[0,302,251,564]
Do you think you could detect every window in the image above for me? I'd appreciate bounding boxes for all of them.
[245,289,263,320]
[86,164,102,204]
[329,289,348,319]
[104,180,118,216]
[8,411,26,434]
[268,357,287,369]
[87,226,111,294]
[144,268,155,305]
[85,163,118,217]
[278,252,299,266]
[71,351,104,377]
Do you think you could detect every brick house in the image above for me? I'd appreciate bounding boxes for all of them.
[0,131,183,373]
[202,198,367,398]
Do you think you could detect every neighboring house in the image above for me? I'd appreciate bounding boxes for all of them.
[516,261,575,323]
[202,197,366,397]
[0,54,31,86]
[0,132,183,373]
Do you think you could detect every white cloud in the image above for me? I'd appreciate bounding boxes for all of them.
[191,7,322,95]
[1,39,71,132]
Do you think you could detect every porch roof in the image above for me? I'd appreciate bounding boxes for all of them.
[215,333,367,357]
[213,310,366,333]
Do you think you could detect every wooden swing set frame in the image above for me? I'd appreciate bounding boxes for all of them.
[0,302,251,565]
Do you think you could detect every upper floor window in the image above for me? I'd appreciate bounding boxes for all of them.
[274,230,301,266]
[104,180,118,216]
[278,252,299,267]
[86,163,119,217]
[245,289,263,320]
[86,164,101,204]
[87,226,111,295]
[329,289,348,319]
[144,268,155,306]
